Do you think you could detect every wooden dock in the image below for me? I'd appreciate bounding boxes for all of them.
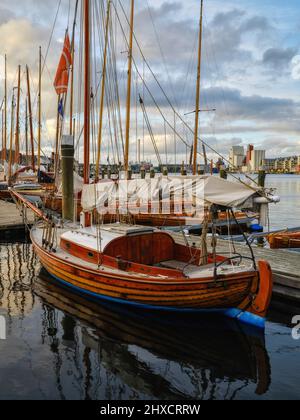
[0,200,35,239]
[170,232,300,304]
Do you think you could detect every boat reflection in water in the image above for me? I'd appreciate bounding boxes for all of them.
[35,270,271,400]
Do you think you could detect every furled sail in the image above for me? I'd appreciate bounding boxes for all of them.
[81,176,261,214]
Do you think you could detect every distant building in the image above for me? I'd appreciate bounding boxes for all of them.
[229,145,300,173]
[229,146,245,169]
[249,150,265,172]
[246,144,254,166]
[263,158,276,172]
[262,156,300,173]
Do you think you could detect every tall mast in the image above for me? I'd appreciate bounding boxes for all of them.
[25,98,29,166]
[38,46,42,171]
[124,0,135,174]
[95,0,111,180]
[26,65,35,171]
[8,90,15,181]
[3,55,7,172]
[14,65,21,165]
[54,95,60,175]
[83,0,91,226]
[1,109,3,163]
[69,47,74,137]
[83,0,90,186]
[193,0,203,176]
[70,0,79,137]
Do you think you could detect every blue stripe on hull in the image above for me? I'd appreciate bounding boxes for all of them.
[46,270,265,330]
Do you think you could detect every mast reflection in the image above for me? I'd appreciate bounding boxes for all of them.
[35,270,271,400]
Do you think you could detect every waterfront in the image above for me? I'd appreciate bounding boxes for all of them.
[0,242,299,400]
[227,174,300,231]
[0,174,300,400]
[266,175,300,230]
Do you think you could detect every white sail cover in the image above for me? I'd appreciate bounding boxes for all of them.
[56,171,84,195]
[81,176,259,213]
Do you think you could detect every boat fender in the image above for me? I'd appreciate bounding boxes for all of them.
[254,196,280,204]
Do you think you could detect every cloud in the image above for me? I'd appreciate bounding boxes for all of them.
[0,7,15,25]
[0,0,299,164]
[262,47,298,69]
[291,55,300,80]
[204,86,299,121]
[258,137,300,158]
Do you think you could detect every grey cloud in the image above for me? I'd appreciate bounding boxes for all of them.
[211,9,246,27]
[240,16,271,32]
[0,8,15,24]
[134,5,273,76]
[203,87,298,121]
[258,137,300,157]
[262,47,298,69]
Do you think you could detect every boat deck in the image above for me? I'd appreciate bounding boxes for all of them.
[160,259,253,279]
[169,231,300,302]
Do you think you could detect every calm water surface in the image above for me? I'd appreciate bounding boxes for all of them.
[266,174,300,230]
[0,242,300,400]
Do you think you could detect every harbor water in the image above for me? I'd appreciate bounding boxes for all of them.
[0,174,300,400]
[266,174,300,230]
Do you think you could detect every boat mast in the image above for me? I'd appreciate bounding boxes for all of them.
[70,0,79,137]
[54,95,60,175]
[38,46,42,172]
[14,65,21,166]
[193,0,203,176]
[26,65,35,171]
[95,0,111,180]
[8,89,15,181]
[1,109,3,163]
[25,98,29,166]
[82,0,91,227]
[3,55,7,176]
[124,0,135,174]
[83,0,90,186]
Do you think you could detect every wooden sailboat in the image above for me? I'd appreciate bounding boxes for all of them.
[268,231,300,249]
[25,0,275,330]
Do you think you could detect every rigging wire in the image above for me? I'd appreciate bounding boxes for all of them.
[139,95,162,167]
[42,0,62,76]
[116,0,260,189]
[145,0,179,110]
[114,3,202,153]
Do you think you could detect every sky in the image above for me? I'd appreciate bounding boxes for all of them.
[0,0,300,165]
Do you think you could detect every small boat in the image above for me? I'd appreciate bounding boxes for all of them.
[30,220,273,330]
[268,231,300,249]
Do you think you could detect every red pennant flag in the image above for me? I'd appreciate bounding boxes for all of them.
[54,33,72,95]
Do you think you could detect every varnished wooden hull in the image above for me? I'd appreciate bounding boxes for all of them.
[268,232,300,249]
[31,226,273,328]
